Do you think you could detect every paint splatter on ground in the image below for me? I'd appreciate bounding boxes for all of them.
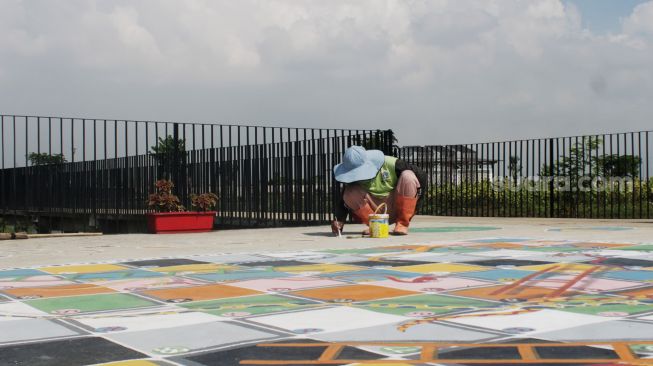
[2,238,653,365]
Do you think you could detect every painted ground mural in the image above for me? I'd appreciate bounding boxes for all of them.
[2,238,653,365]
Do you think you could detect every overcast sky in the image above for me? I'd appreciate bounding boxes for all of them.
[1,0,652,146]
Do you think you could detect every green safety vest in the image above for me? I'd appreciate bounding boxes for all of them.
[359,156,398,197]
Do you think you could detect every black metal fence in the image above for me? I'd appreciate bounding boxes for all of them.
[398,131,653,219]
[0,115,394,233]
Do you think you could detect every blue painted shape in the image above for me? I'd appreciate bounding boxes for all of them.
[598,270,653,281]
[460,269,536,282]
[189,270,292,282]
[318,269,422,282]
[64,270,164,281]
[0,269,48,278]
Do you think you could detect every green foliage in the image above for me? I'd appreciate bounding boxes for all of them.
[28,152,67,166]
[150,135,187,178]
[150,135,187,157]
[147,179,185,212]
[595,154,641,177]
[508,155,521,184]
[191,192,219,212]
[354,130,397,151]
[424,178,653,218]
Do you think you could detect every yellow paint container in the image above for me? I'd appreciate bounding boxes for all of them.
[369,203,390,238]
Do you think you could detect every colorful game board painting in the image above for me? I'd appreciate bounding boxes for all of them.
[1,237,653,365]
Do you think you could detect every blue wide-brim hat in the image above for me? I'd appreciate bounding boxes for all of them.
[333,146,385,183]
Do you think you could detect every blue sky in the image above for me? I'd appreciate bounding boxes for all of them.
[566,0,649,32]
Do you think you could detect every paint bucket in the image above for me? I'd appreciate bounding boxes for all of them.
[369,203,390,238]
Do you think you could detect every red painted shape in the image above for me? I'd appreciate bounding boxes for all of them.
[146,211,216,233]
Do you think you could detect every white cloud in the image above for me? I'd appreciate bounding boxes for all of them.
[0,0,652,144]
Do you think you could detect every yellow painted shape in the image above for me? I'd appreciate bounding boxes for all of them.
[39,264,128,274]
[519,263,596,272]
[152,264,237,274]
[97,360,160,366]
[394,263,488,273]
[276,264,362,274]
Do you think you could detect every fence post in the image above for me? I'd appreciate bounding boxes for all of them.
[173,123,180,194]
[549,138,555,218]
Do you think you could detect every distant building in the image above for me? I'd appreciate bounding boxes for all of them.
[397,145,497,184]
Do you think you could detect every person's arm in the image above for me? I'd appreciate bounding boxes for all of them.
[333,186,348,222]
[395,159,428,195]
[331,184,348,234]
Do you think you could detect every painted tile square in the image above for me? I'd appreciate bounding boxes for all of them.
[180,294,321,317]
[39,264,129,274]
[3,283,116,299]
[274,263,364,274]
[0,337,147,366]
[106,321,280,355]
[122,258,210,268]
[0,318,81,343]
[150,263,239,275]
[97,276,207,292]
[449,284,579,302]
[316,321,500,342]
[63,269,165,282]
[73,311,225,333]
[366,277,494,293]
[459,269,537,282]
[289,284,417,302]
[141,283,261,303]
[248,306,407,334]
[25,293,160,314]
[228,277,345,292]
[528,275,644,292]
[188,268,292,282]
[318,268,422,282]
[0,275,76,289]
[448,308,609,335]
[393,263,489,274]
[356,294,500,317]
[0,269,48,278]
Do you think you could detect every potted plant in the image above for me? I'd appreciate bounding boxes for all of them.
[146,180,218,233]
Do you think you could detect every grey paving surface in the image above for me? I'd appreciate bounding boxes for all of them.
[2,216,653,268]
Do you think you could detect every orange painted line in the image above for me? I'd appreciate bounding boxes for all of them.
[256,341,653,348]
[239,358,653,365]
[613,343,637,361]
[517,345,539,360]
[245,341,653,365]
[318,345,343,361]
[545,266,600,298]
[419,345,437,361]
[489,265,560,295]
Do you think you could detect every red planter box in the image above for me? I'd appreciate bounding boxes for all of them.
[147,211,216,233]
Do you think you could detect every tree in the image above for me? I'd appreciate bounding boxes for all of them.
[596,154,641,177]
[150,135,187,160]
[541,137,602,183]
[355,130,397,153]
[28,152,67,166]
[507,155,522,185]
[150,135,187,179]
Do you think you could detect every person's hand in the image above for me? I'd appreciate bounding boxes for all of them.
[331,220,344,235]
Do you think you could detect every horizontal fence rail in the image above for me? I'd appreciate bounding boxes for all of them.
[398,132,653,219]
[0,114,394,233]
